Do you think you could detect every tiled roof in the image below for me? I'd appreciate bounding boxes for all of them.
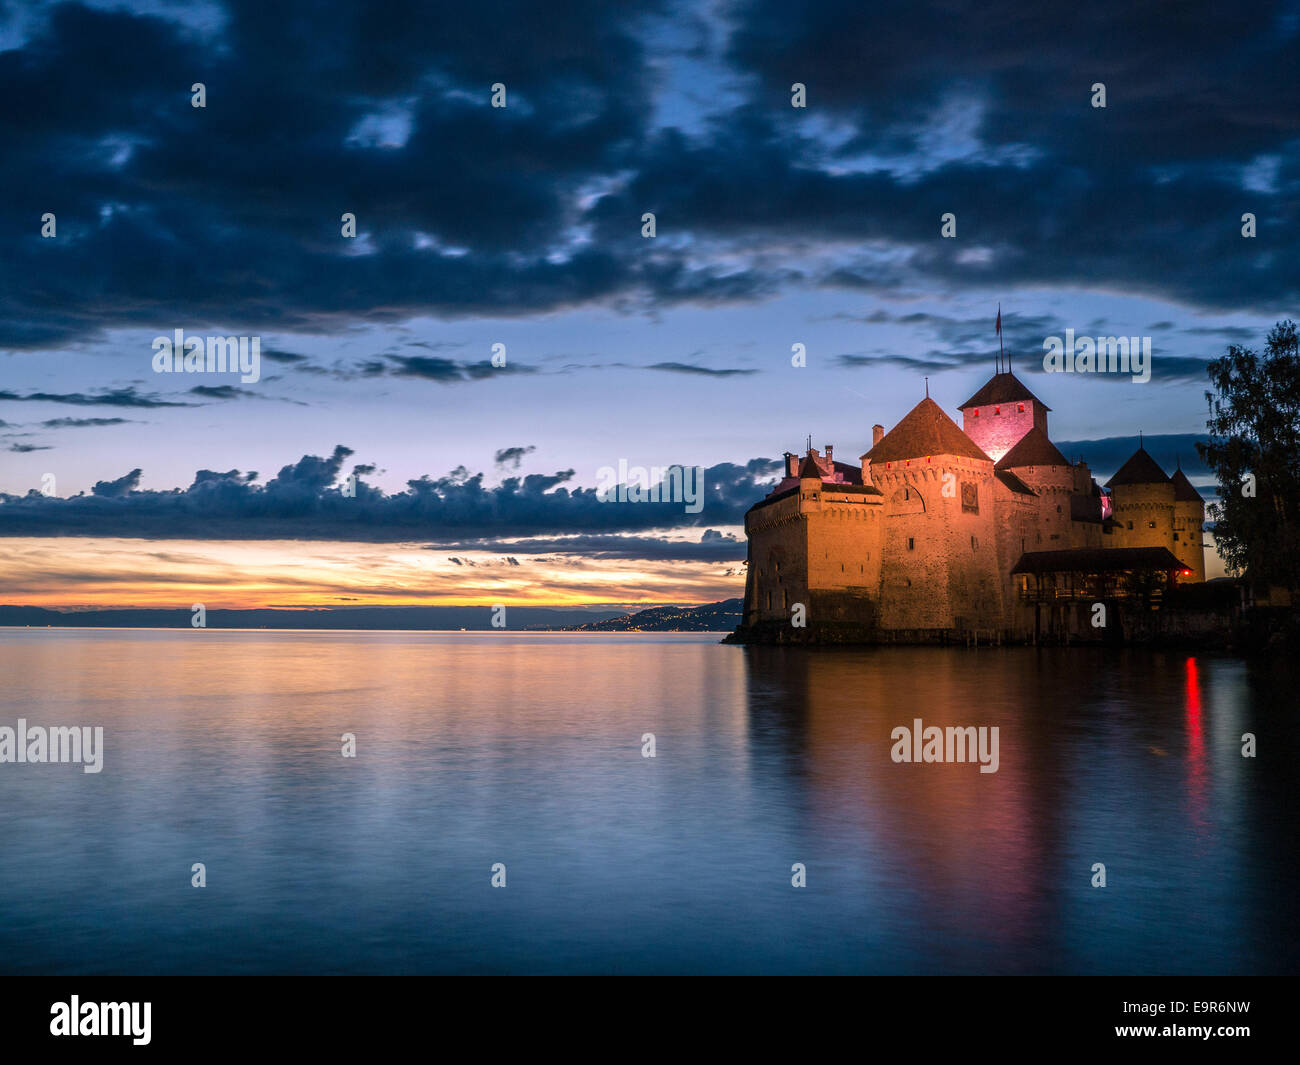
[832,459,864,485]
[995,426,1070,469]
[797,453,822,478]
[864,397,991,463]
[995,470,1036,496]
[1106,446,1171,487]
[958,371,1051,411]
[1170,467,1204,502]
[1011,546,1185,574]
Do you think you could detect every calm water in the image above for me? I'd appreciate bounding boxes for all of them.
[0,629,1296,975]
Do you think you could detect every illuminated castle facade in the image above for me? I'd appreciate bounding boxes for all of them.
[734,369,1206,643]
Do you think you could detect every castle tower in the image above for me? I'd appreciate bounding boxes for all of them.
[863,396,1004,634]
[1106,443,1177,560]
[1170,466,1206,582]
[957,370,1051,463]
[995,426,1074,544]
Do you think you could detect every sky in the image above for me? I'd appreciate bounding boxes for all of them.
[2,0,1297,607]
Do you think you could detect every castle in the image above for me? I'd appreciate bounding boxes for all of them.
[733,367,1206,643]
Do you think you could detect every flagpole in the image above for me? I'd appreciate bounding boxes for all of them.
[998,304,1008,374]
[997,303,1004,373]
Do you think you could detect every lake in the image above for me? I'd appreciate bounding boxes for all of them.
[0,629,1295,974]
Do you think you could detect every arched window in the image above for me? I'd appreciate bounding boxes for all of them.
[889,485,925,515]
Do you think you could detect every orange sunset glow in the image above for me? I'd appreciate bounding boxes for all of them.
[0,536,744,610]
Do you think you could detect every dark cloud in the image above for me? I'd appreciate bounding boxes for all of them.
[0,388,190,407]
[2,0,1293,355]
[0,445,782,540]
[92,468,143,498]
[1056,434,1211,480]
[430,531,747,563]
[644,361,759,377]
[39,417,133,428]
[387,357,538,383]
[7,442,51,452]
[494,445,537,469]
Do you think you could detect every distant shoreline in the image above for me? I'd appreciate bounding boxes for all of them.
[0,599,744,634]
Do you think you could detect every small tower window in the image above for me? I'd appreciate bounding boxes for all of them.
[1018,403,1025,413]
[994,406,1001,415]
[907,537,915,551]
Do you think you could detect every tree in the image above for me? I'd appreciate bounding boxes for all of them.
[1197,320,1300,599]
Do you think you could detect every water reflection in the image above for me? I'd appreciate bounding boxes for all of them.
[0,631,1294,974]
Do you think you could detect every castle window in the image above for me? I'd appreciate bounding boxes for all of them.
[961,482,979,514]
[1174,532,1180,541]
[1018,403,1025,413]
[1056,505,1062,513]
[994,406,1001,415]
[1148,521,1156,529]
[1127,521,1134,530]
[782,590,788,609]
[970,535,978,550]
[972,409,980,417]
[907,537,915,550]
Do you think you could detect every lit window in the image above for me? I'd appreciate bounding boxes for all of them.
[994,406,1001,415]
[1018,403,1025,412]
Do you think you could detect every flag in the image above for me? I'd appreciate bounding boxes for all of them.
[995,306,1001,336]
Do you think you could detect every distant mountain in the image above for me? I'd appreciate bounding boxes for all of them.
[567,598,743,632]
[0,605,623,631]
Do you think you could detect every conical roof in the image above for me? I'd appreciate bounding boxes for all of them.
[995,426,1069,469]
[1106,446,1170,487]
[864,397,991,463]
[958,370,1050,411]
[1170,467,1204,502]
[797,453,822,478]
